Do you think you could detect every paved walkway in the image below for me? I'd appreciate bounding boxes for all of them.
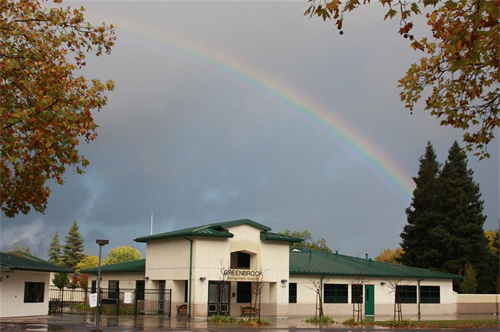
[0,314,498,332]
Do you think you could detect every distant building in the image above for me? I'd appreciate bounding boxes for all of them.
[83,219,464,318]
[0,252,72,317]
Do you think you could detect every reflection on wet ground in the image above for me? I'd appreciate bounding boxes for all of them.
[0,314,498,331]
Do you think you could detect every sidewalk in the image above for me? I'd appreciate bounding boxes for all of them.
[0,314,498,332]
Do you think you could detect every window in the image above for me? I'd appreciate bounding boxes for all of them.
[420,286,440,303]
[324,284,348,303]
[136,280,145,301]
[91,280,97,293]
[108,280,119,299]
[231,251,250,269]
[184,280,188,303]
[351,284,363,303]
[396,285,417,303]
[24,282,44,303]
[237,282,252,303]
[289,283,297,303]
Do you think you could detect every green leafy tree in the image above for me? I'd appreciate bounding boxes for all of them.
[1,0,116,218]
[47,230,62,265]
[436,141,494,293]
[306,1,499,159]
[103,245,142,266]
[2,239,34,255]
[400,142,441,268]
[74,254,99,273]
[62,220,85,269]
[484,229,500,256]
[52,272,68,289]
[375,248,404,265]
[278,230,332,252]
[460,262,478,294]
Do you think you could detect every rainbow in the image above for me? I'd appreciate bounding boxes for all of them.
[88,10,415,202]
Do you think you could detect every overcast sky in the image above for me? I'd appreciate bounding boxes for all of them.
[1,1,498,260]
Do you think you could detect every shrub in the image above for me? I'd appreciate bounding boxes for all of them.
[306,315,335,324]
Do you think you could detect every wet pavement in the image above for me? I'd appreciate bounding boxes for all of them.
[0,314,498,332]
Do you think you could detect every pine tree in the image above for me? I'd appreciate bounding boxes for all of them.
[62,220,85,269]
[436,142,494,293]
[400,142,441,268]
[47,230,62,265]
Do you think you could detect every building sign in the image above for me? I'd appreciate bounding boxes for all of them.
[224,269,264,281]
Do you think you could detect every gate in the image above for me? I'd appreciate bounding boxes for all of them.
[49,286,172,317]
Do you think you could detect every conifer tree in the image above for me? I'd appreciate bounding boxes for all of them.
[436,141,493,293]
[47,230,62,265]
[400,142,441,268]
[62,220,85,269]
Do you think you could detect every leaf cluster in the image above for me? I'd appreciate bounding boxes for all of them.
[1,0,116,217]
[306,1,499,159]
[278,229,332,252]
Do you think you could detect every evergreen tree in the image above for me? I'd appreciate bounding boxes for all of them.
[400,142,441,268]
[62,220,85,269]
[47,230,62,265]
[460,262,478,294]
[436,142,493,293]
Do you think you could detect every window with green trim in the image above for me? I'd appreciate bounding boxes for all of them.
[396,285,416,303]
[324,284,348,303]
[420,286,440,303]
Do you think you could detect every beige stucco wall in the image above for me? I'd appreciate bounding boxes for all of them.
[288,276,457,317]
[0,271,51,318]
[87,272,145,289]
[456,294,500,314]
[143,224,291,317]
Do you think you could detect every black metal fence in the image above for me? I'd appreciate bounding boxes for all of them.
[49,286,172,317]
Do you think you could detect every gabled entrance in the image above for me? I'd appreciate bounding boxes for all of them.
[207,281,230,316]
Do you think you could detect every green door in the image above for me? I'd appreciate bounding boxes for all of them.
[365,285,374,316]
[207,282,230,316]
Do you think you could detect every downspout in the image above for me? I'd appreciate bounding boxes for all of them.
[417,278,424,320]
[183,236,193,317]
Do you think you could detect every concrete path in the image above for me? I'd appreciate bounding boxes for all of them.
[0,314,498,332]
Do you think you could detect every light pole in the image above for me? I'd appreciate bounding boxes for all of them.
[92,239,109,332]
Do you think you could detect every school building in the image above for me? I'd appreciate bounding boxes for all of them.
[82,219,483,318]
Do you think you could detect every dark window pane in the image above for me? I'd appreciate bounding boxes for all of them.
[420,286,440,303]
[108,280,119,299]
[237,282,252,303]
[289,283,297,303]
[24,282,44,303]
[136,280,145,301]
[396,285,417,303]
[351,284,363,303]
[324,284,348,303]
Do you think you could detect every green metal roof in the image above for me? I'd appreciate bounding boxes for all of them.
[0,252,73,273]
[81,259,146,274]
[260,232,303,243]
[289,248,462,280]
[134,219,285,243]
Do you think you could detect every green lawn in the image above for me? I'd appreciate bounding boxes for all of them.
[374,318,500,329]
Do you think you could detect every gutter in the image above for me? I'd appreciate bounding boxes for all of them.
[417,278,424,319]
[183,236,193,317]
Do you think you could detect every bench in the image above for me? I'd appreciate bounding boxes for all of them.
[48,300,62,314]
[102,298,118,305]
[176,304,187,317]
[240,306,259,317]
